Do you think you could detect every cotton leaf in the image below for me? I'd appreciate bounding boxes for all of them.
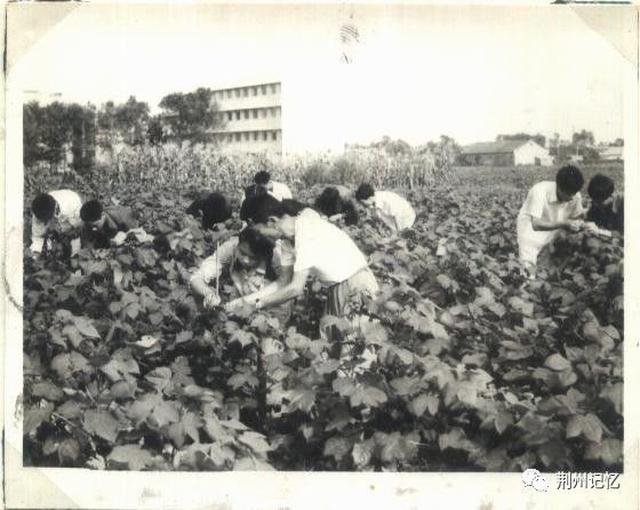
[108,445,153,470]
[323,436,353,462]
[544,353,571,372]
[51,352,92,379]
[150,400,180,428]
[126,393,161,425]
[24,403,55,434]
[600,383,623,415]
[352,440,375,467]
[565,415,583,439]
[238,431,272,454]
[175,330,193,344]
[286,388,316,414]
[56,400,83,420]
[83,409,120,443]
[31,381,64,402]
[349,385,387,408]
[410,394,430,417]
[584,439,622,466]
[145,366,172,391]
[72,316,101,338]
[233,457,275,471]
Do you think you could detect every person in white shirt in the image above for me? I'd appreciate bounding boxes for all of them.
[355,183,416,232]
[190,226,294,322]
[30,189,82,256]
[517,165,586,278]
[226,195,379,341]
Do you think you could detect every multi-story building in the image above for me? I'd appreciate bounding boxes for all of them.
[211,82,282,155]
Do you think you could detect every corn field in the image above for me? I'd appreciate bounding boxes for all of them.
[25,144,451,198]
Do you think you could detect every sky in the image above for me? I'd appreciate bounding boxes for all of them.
[8,3,630,152]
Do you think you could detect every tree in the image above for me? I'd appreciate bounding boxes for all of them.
[147,116,167,146]
[572,129,595,147]
[612,138,624,147]
[158,87,222,145]
[23,101,95,173]
[97,96,150,147]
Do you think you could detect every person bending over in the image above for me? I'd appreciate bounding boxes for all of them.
[80,199,139,249]
[516,165,586,279]
[585,174,623,234]
[355,183,416,232]
[186,192,232,231]
[190,225,294,322]
[30,189,83,256]
[315,186,359,226]
[226,194,379,345]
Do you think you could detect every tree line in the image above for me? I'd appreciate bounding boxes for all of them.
[24,88,224,173]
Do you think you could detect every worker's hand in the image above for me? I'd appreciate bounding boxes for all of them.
[565,219,584,232]
[203,292,221,309]
[224,298,256,316]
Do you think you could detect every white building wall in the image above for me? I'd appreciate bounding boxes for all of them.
[514,140,553,166]
[211,82,282,155]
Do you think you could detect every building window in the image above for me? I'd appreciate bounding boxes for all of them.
[235,89,241,98]
[252,109,258,119]
[260,109,267,119]
[235,111,241,120]
[252,87,257,96]
[271,84,277,94]
[244,110,250,119]
[235,133,242,142]
[263,132,268,141]
[272,131,278,141]
[244,132,250,141]
[261,85,267,95]
[227,112,233,121]
[243,88,248,97]
[228,135,233,143]
[227,90,232,99]
[254,132,259,141]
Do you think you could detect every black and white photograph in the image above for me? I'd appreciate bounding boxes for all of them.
[3,2,638,509]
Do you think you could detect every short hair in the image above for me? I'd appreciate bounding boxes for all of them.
[254,171,271,185]
[315,187,359,225]
[240,193,282,223]
[587,174,615,202]
[80,200,103,222]
[556,165,584,195]
[201,192,232,230]
[355,183,375,201]
[237,227,277,280]
[31,193,57,222]
[315,187,342,217]
[244,183,268,200]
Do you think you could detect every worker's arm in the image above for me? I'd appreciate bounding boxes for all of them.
[227,268,309,311]
[530,216,582,232]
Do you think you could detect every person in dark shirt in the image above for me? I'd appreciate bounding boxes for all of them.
[585,175,623,234]
[314,186,359,226]
[186,192,232,230]
[80,200,139,249]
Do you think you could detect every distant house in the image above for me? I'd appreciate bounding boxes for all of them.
[460,140,553,167]
[597,146,623,162]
